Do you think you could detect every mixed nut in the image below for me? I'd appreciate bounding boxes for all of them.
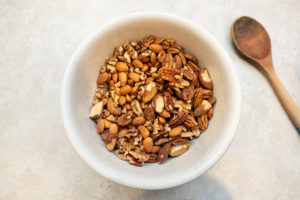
[89,35,216,167]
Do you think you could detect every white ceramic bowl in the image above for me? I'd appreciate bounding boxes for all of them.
[61,12,241,190]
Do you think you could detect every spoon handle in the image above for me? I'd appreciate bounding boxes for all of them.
[266,70,300,133]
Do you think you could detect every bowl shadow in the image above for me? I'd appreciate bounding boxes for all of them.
[121,174,230,200]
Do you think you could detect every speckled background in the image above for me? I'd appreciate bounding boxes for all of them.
[0,0,300,199]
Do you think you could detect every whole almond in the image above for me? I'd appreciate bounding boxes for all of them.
[138,125,150,138]
[158,117,166,125]
[132,116,146,126]
[119,72,127,86]
[158,109,171,118]
[109,123,118,134]
[118,128,128,138]
[116,62,129,72]
[118,96,126,105]
[119,85,132,95]
[141,64,149,72]
[149,44,163,53]
[152,146,161,153]
[128,72,140,82]
[150,52,156,65]
[112,73,118,83]
[96,119,105,133]
[132,59,144,69]
[97,72,109,85]
[143,137,153,153]
[169,125,184,137]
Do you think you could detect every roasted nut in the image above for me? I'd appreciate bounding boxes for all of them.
[132,59,144,69]
[199,68,213,89]
[109,123,118,134]
[103,119,111,128]
[164,91,175,112]
[198,113,208,131]
[157,50,166,63]
[116,62,129,72]
[143,81,157,103]
[144,105,156,121]
[193,88,203,108]
[119,85,132,95]
[145,77,154,85]
[192,127,201,137]
[138,125,150,138]
[207,96,216,105]
[157,142,171,163]
[158,109,171,118]
[184,53,198,64]
[112,73,118,83]
[96,119,105,133]
[107,98,121,116]
[169,125,184,137]
[132,116,146,126]
[149,44,163,53]
[119,72,127,86]
[97,72,109,85]
[169,112,188,128]
[152,146,161,153]
[141,64,149,72]
[145,153,157,163]
[150,52,156,65]
[128,72,140,82]
[208,108,213,119]
[143,137,154,153]
[89,101,104,119]
[155,138,169,146]
[158,117,166,125]
[182,84,195,102]
[106,138,117,151]
[194,100,212,117]
[170,143,190,157]
[124,103,131,110]
[152,94,164,113]
[117,113,133,126]
[184,114,197,128]
[118,96,126,105]
[118,128,128,138]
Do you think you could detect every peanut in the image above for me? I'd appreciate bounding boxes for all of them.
[97,72,109,85]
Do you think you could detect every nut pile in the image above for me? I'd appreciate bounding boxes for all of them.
[89,35,216,167]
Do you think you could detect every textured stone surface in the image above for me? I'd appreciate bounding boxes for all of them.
[0,0,300,199]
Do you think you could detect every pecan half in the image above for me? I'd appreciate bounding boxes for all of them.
[172,138,189,145]
[144,104,155,121]
[152,131,169,142]
[184,114,197,128]
[164,91,175,112]
[158,67,181,82]
[145,154,158,163]
[198,113,208,131]
[169,112,188,128]
[182,84,195,102]
[117,112,133,126]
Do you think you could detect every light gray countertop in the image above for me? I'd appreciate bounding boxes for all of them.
[1,0,299,199]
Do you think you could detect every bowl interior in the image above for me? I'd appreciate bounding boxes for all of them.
[62,14,240,189]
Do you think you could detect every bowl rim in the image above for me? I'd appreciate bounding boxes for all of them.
[61,11,241,190]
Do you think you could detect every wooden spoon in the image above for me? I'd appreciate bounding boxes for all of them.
[231,16,300,133]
